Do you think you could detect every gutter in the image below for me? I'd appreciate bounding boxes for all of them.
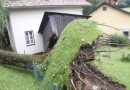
[6,5,91,9]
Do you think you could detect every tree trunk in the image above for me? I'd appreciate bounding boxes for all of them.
[0,49,44,68]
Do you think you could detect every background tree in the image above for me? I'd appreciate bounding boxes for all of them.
[0,1,7,48]
[83,0,108,15]
[0,2,6,32]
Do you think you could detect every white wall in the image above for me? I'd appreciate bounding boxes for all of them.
[9,7,83,54]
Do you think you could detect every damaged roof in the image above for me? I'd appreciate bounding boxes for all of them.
[4,0,92,9]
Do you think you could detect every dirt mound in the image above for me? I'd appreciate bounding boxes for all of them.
[70,44,126,90]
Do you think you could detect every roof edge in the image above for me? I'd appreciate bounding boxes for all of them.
[38,12,91,33]
[5,4,91,9]
[88,2,130,15]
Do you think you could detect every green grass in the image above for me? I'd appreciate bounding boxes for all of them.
[92,46,130,90]
[0,64,37,90]
[0,19,130,90]
[0,19,102,90]
[39,19,102,90]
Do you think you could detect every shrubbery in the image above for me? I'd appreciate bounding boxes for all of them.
[109,34,129,46]
[122,53,130,62]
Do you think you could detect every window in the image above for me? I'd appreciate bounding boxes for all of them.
[103,7,107,11]
[25,31,35,46]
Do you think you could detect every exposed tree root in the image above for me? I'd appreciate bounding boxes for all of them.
[70,44,126,90]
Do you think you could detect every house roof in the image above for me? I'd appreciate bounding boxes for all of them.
[38,12,91,33]
[88,2,130,15]
[4,0,91,9]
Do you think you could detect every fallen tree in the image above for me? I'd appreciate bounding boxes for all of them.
[0,49,44,68]
[38,19,125,90]
[38,20,103,89]
[0,19,126,90]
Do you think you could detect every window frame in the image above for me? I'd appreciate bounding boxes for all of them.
[102,6,107,11]
[25,30,35,46]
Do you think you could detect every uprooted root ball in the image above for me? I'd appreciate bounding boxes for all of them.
[70,44,126,90]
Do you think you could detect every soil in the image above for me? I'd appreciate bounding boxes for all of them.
[70,44,126,90]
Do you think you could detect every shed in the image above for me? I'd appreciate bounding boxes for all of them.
[38,12,90,51]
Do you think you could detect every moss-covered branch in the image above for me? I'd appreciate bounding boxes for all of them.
[0,49,44,68]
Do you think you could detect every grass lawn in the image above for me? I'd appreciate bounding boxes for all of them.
[0,64,36,90]
[1,19,129,89]
[92,45,130,90]
[0,20,102,90]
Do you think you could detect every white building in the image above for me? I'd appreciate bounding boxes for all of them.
[5,0,91,54]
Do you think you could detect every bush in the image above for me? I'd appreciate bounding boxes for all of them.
[122,53,130,62]
[109,34,129,46]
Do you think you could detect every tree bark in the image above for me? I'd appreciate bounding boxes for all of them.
[0,49,44,68]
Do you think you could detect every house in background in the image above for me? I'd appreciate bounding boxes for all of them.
[5,0,91,54]
[89,2,130,38]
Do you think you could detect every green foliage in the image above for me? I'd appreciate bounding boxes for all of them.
[0,2,6,48]
[0,3,7,49]
[92,46,130,90]
[32,61,42,80]
[122,53,130,62]
[83,0,108,15]
[0,3,6,32]
[109,34,129,46]
[39,19,102,90]
[83,6,95,15]
[0,64,36,90]
[87,0,99,5]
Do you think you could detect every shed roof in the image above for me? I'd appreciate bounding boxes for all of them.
[4,0,91,9]
[38,12,91,33]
